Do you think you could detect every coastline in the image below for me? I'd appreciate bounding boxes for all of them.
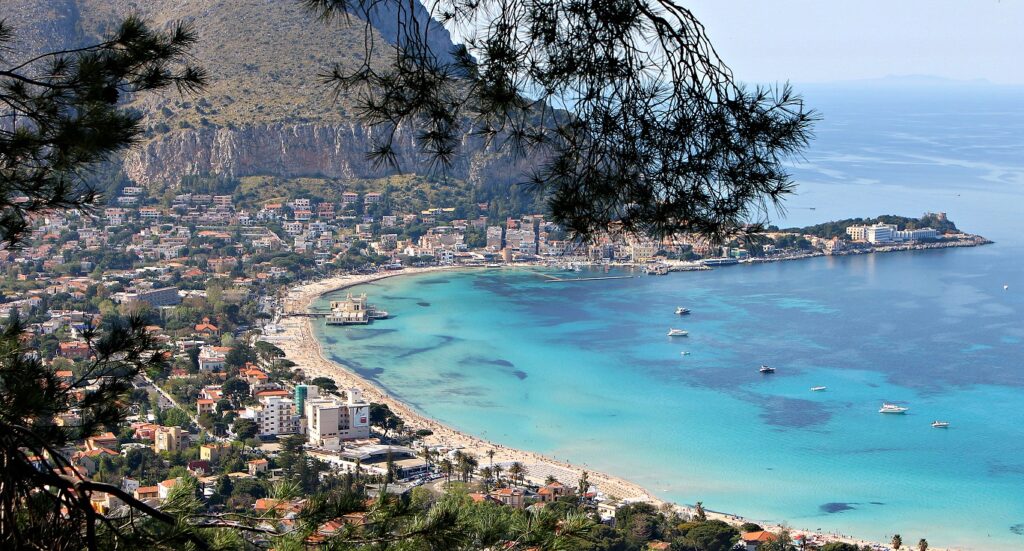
[270,266,929,550]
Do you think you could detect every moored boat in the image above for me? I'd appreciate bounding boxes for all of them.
[667,328,688,337]
[879,403,909,414]
[810,386,827,391]
[759,365,775,374]
[675,307,690,315]
[932,420,950,428]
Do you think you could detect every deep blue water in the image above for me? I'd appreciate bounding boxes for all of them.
[314,85,1024,549]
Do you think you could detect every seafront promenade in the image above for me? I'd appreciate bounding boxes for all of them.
[265,266,930,551]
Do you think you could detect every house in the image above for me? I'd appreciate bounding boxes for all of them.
[740,531,778,551]
[537,480,574,503]
[59,341,91,360]
[194,317,219,337]
[187,460,211,476]
[197,398,216,416]
[86,432,118,451]
[134,486,159,501]
[248,458,269,476]
[489,487,526,509]
[157,478,181,501]
[199,442,231,462]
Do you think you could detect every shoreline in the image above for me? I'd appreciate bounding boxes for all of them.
[270,266,933,550]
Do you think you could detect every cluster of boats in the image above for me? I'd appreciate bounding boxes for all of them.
[666,306,951,429]
[879,402,950,428]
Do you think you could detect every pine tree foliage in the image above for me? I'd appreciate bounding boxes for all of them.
[304,0,815,240]
[0,14,206,248]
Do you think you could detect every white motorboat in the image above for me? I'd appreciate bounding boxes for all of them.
[879,403,909,414]
[931,420,950,428]
[680,351,691,356]
[759,365,775,374]
[667,329,688,337]
[810,386,827,392]
[675,307,691,315]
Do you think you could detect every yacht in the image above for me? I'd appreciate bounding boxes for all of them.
[931,420,950,428]
[759,365,775,374]
[810,386,827,392]
[667,329,688,337]
[680,351,691,356]
[879,403,909,414]
[675,307,691,315]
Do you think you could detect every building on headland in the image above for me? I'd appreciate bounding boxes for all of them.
[865,223,897,244]
[847,223,937,244]
[305,388,370,449]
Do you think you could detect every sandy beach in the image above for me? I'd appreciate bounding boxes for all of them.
[268,266,914,551]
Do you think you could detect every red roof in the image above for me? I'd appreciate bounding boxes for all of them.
[741,531,778,543]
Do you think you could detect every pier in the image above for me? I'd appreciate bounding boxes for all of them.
[542,275,636,283]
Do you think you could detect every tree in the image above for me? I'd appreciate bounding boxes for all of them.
[232,418,258,440]
[917,539,928,551]
[892,534,903,550]
[683,520,739,551]
[310,376,338,393]
[162,407,191,428]
[693,501,707,522]
[507,461,525,487]
[305,0,813,241]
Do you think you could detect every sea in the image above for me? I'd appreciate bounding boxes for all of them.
[313,82,1024,550]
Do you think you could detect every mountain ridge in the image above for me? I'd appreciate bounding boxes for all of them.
[5,0,525,190]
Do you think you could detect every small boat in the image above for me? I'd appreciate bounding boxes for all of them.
[759,365,775,374]
[680,351,691,356]
[931,420,950,428]
[667,329,688,337]
[810,386,827,392]
[675,307,691,315]
[1004,284,1009,290]
[879,403,909,414]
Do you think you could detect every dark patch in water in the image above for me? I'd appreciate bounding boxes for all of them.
[398,347,436,358]
[988,462,1024,476]
[322,336,337,345]
[419,278,451,285]
[441,371,466,380]
[820,502,856,514]
[752,394,832,428]
[1010,524,1024,536]
[512,370,528,380]
[346,328,398,341]
[353,366,385,378]
[417,302,431,307]
[460,357,514,368]
[869,502,885,506]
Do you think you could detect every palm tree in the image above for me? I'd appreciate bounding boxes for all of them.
[694,501,707,522]
[545,474,558,485]
[508,462,525,487]
[487,448,496,469]
[917,539,928,551]
[439,458,454,485]
[479,466,493,490]
[492,464,504,487]
[891,534,902,550]
[576,470,589,500]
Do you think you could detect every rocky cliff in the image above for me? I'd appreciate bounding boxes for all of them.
[7,0,519,189]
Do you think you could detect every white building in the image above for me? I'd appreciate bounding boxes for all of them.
[242,395,301,437]
[894,228,938,241]
[865,223,897,244]
[305,388,370,449]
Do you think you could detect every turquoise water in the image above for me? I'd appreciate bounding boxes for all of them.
[313,85,1024,550]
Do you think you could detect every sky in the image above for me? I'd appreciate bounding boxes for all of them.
[683,0,1024,85]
